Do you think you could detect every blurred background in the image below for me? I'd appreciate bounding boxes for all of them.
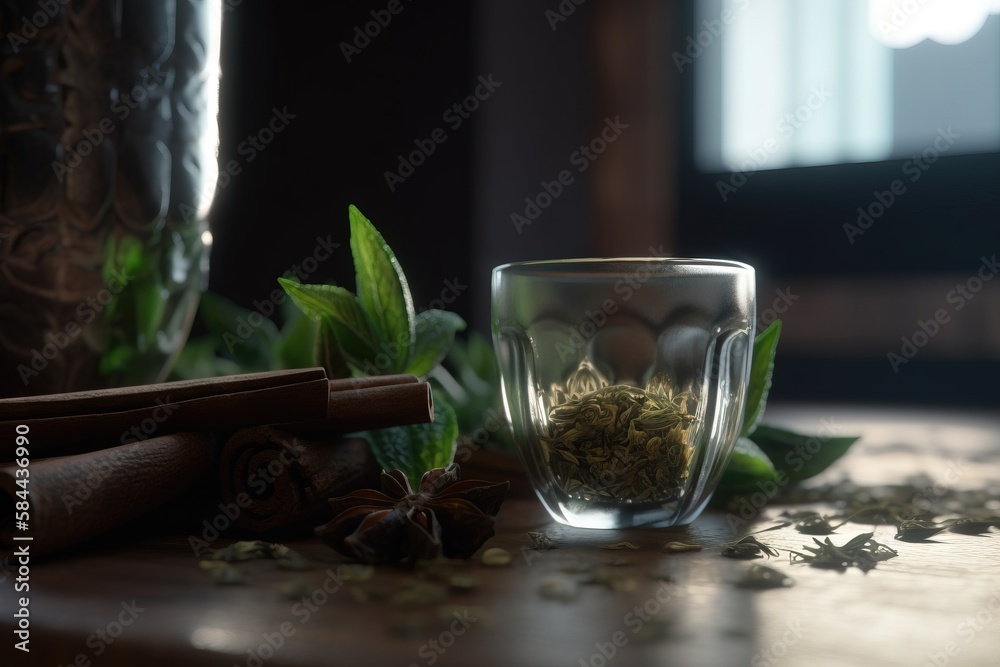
[205,0,999,408]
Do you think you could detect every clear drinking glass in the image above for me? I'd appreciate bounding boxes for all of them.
[491,258,755,529]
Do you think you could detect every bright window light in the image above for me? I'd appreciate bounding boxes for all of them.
[694,0,1000,173]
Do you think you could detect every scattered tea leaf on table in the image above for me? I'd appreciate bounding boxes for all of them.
[481,548,512,567]
[527,531,555,551]
[895,519,947,542]
[734,564,794,590]
[722,536,779,559]
[602,541,640,550]
[664,541,703,553]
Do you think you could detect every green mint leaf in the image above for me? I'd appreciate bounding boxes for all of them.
[747,424,860,483]
[315,318,350,378]
[277,278,378,366]
[365,396,458,490]
[741,319,782,437]
[348,205,415,373]
[198,291,281,371]
[718,437,778,494]
[276,307,318,370]
[405,310,467,377]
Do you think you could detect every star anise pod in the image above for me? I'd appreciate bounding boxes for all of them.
[314,463,510,564]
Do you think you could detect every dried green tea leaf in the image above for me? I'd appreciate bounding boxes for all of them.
[210,540,274,562]
[790,533,897,572]
[543,362,697,504]
[794,515,838,535]
[198,559,230,570]
[538,576,579,602]
[601,541,640,550]
[481,548,512,567]
[527,531,555,551]
[894,519,946,542]
[734,564,794,590]
[946,517,996,535]
[721,536,779,559]
[663,541,702,553]
[448,574,479,591]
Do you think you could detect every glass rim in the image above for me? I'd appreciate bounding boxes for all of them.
[492,257,754,274]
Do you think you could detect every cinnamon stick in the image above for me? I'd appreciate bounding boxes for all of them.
[0,369,430,459]
[0,431,218,558]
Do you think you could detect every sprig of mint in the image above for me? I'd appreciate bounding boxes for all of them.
[278,205,467,486]
[718,320,860,497]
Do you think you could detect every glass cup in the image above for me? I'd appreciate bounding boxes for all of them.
[491,258,755,529]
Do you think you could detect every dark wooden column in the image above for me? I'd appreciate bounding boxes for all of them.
[589,0,677,256]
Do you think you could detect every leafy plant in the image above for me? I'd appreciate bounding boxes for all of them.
[717,320,860,497]
[278,205,467,486]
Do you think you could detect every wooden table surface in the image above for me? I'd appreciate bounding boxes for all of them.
[4,403,1000,667]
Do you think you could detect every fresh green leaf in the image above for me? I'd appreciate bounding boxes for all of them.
[277,278,377,365]
[348,205,415,372]
[170,337,242,379]
[741,320,782,437]
[406,310,467,377]
[197,291,281,371]
[365,397,459,490]
[276,307,318,369]
[315,319,351,378]
[718,437,778,494]
[747,424,859,483]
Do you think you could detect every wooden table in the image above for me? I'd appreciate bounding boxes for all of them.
[4,403,1000,667]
